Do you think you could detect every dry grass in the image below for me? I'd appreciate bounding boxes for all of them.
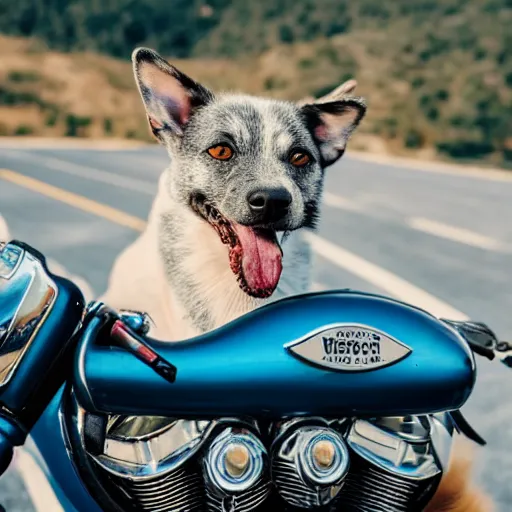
[1,27,510,165]
[0,34,387,153]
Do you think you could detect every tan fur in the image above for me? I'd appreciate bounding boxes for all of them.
[427,437,493,512]
[0,214,9,243]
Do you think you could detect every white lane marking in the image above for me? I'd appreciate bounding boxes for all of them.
[408,217,506,252]
[311,281,327,291]
[347,150,512,183]
[4,150,156,195]
[322,193,509,253]
[303,231,469,320]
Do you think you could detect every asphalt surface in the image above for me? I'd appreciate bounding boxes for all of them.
[0,143,511,511]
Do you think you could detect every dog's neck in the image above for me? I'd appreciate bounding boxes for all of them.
[152,169,313,337]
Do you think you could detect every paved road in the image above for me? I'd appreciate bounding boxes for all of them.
[0,143,511,511]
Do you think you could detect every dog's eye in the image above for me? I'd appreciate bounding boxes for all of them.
[207,145,233,161]
[289,152,311,167]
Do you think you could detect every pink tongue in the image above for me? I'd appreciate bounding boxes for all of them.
[232,224,283,293]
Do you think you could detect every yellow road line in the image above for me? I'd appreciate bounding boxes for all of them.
[0,168,146,232]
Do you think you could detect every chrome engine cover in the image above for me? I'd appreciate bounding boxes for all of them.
[67,392,455,512]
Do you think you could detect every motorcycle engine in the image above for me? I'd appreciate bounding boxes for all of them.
[65,392,454,512]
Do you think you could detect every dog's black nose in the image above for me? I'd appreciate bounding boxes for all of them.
[247,187,292,222]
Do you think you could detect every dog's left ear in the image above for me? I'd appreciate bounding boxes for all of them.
[132,47,214,140]
[300,83,366,167]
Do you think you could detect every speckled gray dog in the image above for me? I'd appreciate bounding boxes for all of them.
[101,47,366,340]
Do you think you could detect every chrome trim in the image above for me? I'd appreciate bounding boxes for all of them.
[270,416,329,442]
[204,427,269,496]
[90,416,215,480]
[118,310,154,336]
[0,243,24,280]
[284,323,412,372]
[0,243,58,386]
[346,416,447,481]
[297,427,350,487]
[272,424,349,507]
[428,413,455,472]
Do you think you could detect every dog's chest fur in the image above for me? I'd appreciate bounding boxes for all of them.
[100,170,313,341]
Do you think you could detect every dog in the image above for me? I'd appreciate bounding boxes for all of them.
[100,48,365,341]
[98,48,491,511]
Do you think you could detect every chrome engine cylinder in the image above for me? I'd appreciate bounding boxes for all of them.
[86,415,212,511]
[69,384,455,512]
[337,415,451,512]
[203,426,271,511]
[271,421,350,508]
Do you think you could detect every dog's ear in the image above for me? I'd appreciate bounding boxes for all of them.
[132,47,214,140]
[316,79,358,102]
[296,79,357,107]
[301,93,366,167]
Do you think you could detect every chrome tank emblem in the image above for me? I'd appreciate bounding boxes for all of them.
[285,324,412,372]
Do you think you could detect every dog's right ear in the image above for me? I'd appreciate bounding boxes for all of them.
[315,79,358,103]
[296,79,358,107]
[132,47,214,140]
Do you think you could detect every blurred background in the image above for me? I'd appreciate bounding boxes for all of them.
[0,1,512,511]
[0,0,511,165]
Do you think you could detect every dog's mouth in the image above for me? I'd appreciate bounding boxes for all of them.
[190,195,283,299]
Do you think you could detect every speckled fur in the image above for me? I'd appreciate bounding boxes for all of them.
[101,47,366,338]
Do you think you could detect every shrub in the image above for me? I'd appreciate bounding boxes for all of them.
[104,117,113,135]
[278,25,294,44]
[436,140,494,158]
[435,89,450,101]
[312,83,339,98]
[474,47,487,61]
[0,87,45,107]
[316,45,339,64]
[14,125,34,135]
[505,71,512,88]
[404,129,425,149]
[264,76,287,90]
[45,108,59,127]
[419,94,432,108]
[425,106,439,121]
[8,70,41,83]
[411,77,425,89]
[298,58,314,69]
[65,114,92,137]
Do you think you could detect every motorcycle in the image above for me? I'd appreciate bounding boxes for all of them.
[0,239,510,512]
